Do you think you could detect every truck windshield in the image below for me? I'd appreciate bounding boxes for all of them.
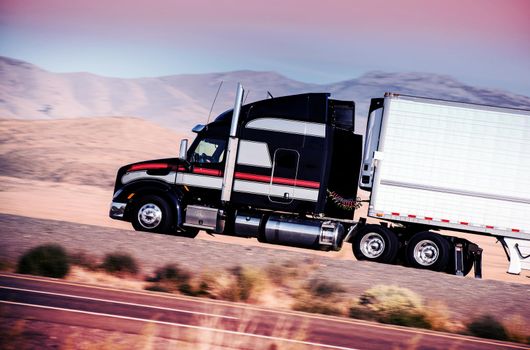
[191,138,226,164]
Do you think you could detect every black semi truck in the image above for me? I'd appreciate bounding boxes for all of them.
[110,84,530,277]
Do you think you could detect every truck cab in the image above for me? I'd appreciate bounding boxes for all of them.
[110,85,362,249]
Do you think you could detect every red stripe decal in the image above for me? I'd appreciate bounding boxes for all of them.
[408,214,416,218]
[425,217,433,221]
[441,219,450,223]
[193,168,222,176]
[129,163,169,171]
[234,172,320,189]
[460,222,469,225]
[391,212,400,216]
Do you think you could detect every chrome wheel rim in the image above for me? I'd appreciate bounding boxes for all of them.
[137,203,162,229]
[360,233,386,258]
[413,240,439,266]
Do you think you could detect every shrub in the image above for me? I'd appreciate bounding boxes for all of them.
[351,285,433,329]
[466,315,508,341]
[145,264,212,297]
[149,264,190,284]
[17,244,70,278]
[359,285,423,314]
[308,279,345,297]
[100,252,138,275]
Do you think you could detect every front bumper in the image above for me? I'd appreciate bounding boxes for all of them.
[110,201,127,219]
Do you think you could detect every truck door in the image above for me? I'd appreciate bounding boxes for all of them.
[269,148,299,204]
[185,136,227,204]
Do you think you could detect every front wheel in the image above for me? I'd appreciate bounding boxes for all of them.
[132,195,173,233]
[352,225,399,264]
[406,231,451,272]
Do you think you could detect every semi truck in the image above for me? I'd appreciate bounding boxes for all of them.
[109,83,530,277]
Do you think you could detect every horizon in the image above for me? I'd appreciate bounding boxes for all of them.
[1,0,529,96]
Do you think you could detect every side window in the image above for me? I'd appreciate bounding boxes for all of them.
[191,138,226,164]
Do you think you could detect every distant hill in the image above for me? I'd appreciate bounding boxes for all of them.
[1,56,530,134]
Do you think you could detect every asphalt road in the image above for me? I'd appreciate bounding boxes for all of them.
[1,273,527,350]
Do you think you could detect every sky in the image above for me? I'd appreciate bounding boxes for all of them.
[1,0,529,95]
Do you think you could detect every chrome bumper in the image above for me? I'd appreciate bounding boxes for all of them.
[110,201,127,219]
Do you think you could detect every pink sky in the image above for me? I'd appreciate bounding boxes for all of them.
[1,0,529,94]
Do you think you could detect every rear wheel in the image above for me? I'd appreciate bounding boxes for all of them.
[132,195,173,233]
[353,225,399,264]
[406,231,451,271]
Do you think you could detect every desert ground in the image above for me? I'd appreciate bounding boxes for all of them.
[0,117,528,284]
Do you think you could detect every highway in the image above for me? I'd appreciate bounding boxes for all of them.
[0,273,528,350]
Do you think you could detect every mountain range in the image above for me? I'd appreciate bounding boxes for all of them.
[1,56,529,134]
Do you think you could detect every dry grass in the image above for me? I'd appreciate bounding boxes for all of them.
[66,266,147,290]
[503,314,530,344]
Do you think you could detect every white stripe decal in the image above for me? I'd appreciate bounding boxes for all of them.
[176,173,223,189]
[122,171,176,185]
[246,118,326,138]
[234,180,319,202]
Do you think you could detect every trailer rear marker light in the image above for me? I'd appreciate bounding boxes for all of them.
[460,222,469,225]
[512,229,520,232]
[425,217,433,221]
[391,212,400,216]
[376,213,384,217]
[408,214,416,218]
[441,219,450,223]
[127,193,135,200]
[486,225,494,229]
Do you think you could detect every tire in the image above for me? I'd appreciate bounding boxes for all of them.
[352,225,399,264]
[132,195,173,234]
[406,231,451,272]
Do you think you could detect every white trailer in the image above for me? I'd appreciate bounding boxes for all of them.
[359,93,530,275]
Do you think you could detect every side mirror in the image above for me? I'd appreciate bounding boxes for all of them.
[179,139,188,159]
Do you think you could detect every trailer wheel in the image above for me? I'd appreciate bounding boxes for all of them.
[132,195,173,234]
[352,225,399,264]
[406,231,450,271]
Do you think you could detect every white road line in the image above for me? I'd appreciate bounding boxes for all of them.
[1,300,360,350]
[0,286,238,320]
